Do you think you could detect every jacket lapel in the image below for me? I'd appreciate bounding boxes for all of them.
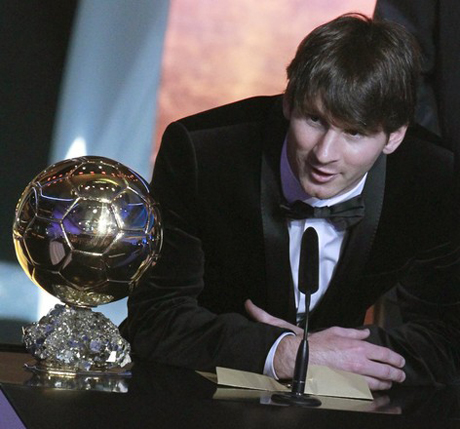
[260,99,294,321]
[310,153,387,328]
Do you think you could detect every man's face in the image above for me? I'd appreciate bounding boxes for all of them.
[284,99,407,200]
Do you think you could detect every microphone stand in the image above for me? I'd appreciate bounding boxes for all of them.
[272,227,322,407]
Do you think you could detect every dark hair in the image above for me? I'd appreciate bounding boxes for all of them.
[285,13,420,134]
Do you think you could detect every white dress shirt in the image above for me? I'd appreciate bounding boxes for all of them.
[263,138,367,378]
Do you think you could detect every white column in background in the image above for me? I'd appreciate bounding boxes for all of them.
[38,0,169,321]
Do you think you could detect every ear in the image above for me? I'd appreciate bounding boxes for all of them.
[382,125,408,155]
[282,94,292,120]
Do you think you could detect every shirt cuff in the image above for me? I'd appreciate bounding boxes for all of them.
[263,332,295,379]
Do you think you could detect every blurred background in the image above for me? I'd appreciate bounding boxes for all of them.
[0,0,376,343]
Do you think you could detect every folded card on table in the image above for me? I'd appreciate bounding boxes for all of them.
[197,365,372,400]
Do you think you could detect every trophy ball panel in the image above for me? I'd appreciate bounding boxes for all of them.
[148,233,163,263]
[13,238,35,277]
[90,281,129,302]
[147,206,163,260]
[31,267,67,296]
[70,163,127,201]
[112,190,149,231]
[34,160,82,187]
[105,233,152,281]
[13,185,38,236]
[23,218,69,267]
[147,204,162,233]
[38,175,77,203]
[73,178,125,202]
[52,283,115,307]
[60,251,107,290]
[36,190,76,221]
[123,171,151,196]
[62,200,118,253]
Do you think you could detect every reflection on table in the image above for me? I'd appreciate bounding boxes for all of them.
[0,346,459,429]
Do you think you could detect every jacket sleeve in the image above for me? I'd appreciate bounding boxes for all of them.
[122,121,288,373]
[366,241,460,386]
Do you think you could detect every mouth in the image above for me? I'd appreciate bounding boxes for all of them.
[308,165,337,183]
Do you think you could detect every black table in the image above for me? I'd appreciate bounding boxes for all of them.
[1,345,459,429]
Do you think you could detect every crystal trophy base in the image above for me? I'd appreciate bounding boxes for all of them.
[25,369,130,393]
[23,304,131,376]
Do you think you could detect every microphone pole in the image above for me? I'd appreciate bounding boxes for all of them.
[272,227,321,407]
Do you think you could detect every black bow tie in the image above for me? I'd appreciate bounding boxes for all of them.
[280,195,365,230]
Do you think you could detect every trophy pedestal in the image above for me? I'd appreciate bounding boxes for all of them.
[23,304,131,375]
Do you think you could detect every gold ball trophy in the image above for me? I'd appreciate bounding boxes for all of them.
[12,156,162,377]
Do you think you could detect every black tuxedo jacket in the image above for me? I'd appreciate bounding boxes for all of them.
[123,95,460,385]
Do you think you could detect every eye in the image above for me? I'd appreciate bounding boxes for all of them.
[305,113,327,129]
[345,129,363,137]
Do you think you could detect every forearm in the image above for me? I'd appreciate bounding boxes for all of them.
[246,300,406,390]
[125,284,288,372]
[365,295,460,386]
[264,332,296,379]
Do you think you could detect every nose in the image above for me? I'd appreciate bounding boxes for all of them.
[313,129,340,164]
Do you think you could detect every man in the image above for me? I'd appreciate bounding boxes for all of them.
[122,14,460,390]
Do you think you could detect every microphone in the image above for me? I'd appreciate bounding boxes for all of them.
[291,227,319,394]
[272,227,321,407]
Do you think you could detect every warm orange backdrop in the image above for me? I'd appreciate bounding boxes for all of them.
[156,0,377,149]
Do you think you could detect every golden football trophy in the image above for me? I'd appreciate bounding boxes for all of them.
[12,156,162,375]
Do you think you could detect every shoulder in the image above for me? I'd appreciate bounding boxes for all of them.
[382,124,454,238]
[155,95,284,174]
[369,124,454,271]
[159,95,284,157]
[387,124,453,185]
[174,95,282,134]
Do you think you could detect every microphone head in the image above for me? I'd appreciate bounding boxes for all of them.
[298,227,319,295]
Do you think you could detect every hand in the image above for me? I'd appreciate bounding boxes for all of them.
[244,299,303,335]
[245,299,406,391]
[308,327,406,391]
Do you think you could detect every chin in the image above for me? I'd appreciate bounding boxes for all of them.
[314,192,336,200]
[302,183,341,200]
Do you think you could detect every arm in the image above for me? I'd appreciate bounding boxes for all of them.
[246,242,460,388]
[123,122,288,372]
[366,241,460,386]
[245,300,406,391]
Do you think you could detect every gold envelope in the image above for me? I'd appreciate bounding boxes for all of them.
[197,365,372,400]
